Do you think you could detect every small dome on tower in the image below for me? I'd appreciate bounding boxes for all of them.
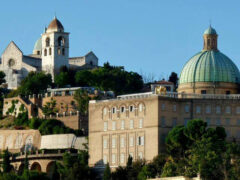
[204,26,217,35]
[46,17,64,33]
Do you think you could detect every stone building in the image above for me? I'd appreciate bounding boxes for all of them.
[0,17,98,89]
[0,130,87,177]
[88,26,240,169]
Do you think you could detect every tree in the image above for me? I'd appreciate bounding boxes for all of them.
[2,149,12,173]
[103,163,111,180]
[18,72,52,96]
[74,89,90,116]
[42,98,58,116]
[55,72,70,87]
[0,71,6,85]
[168,72,178,90]
[75,62,144,95]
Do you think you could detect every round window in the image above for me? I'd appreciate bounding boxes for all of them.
[8,59,15,67]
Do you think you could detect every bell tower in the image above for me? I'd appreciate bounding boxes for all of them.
[203,26,218,51]
[41,17,69,80]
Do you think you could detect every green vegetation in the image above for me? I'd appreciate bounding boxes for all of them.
[0,150,49,180]
[54,63,144,95]
[42,98,58,116]
[111,119,240,180]
[74,89,90,116]
[7,72,52,97]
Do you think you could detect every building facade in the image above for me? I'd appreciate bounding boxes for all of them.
[89,26,240,169]
[0,17,99,89]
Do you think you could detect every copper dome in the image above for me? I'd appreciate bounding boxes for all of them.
[46,17,64,33]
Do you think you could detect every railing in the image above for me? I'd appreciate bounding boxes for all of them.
[116,91,240,100]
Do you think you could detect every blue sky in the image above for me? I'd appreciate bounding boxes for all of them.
[1,0,240,80]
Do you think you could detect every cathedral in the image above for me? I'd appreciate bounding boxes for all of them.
[0,17,98,89]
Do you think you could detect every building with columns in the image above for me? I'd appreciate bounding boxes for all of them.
[0,17,98,89]
[89,26,240,169]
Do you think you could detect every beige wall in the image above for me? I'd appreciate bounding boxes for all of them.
[178,82,239,94]
[89,93,240,168]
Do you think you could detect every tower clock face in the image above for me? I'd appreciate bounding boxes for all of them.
[8,59,15,67]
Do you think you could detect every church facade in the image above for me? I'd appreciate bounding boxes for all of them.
[0,17,98,89]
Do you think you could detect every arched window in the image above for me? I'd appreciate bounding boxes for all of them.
[90,61,93,65]
[62,48,65,55]
[58,36,65,46]
[44,49,47,56]
[49,48,52,55]
[46,37,50,47]
[207,39,210,46]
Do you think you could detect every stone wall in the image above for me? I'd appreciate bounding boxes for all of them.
[0,130,41,153]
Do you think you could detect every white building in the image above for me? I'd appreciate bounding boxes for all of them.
[0,17,98,89]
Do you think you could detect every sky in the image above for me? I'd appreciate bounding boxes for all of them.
[1,0,240,80]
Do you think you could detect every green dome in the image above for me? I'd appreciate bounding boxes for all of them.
[204,26,217,35]
[33,37,42,52]
[179,50,240,84]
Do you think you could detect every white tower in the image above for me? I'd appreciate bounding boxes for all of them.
[41,17,69,80]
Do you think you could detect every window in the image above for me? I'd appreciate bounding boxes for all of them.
[207,39,210,46]
[49,48,52,55]
[206,105,211,114]
[226,91,230,95]
[57,48,61,55]
[161,103,165,111]
[112,138,116,148]
[121,120,125,130]
[103,108,107,115]
[90,61,93,65]
[112,154,116,164]
[46,37,50,47]
[139,119,143,128]
[184,118,189,126]
[104,122,108,131]
[236,107,240,114]
[103,155,107,164]
[121,106,125,113]
[172,118,177,127]
[138,152,143,159]
[103,139,108,149]
[216,118,221,126]
[161,134,166,143]
[112,121,116,130]
[206,118,211,125]
[196,106,201,114]
[225,106,231,114]
[161,116,165,127]
[129,137,134,147]
[58,36,65,46]
[37,51,40,55]
[130,120,134,129]
[225,118,230,126]
[138,136,144,146]
[237,119,240,126]
[129,105,134,112]
[120,137,125,148]
[139,104,143,112]
[173,104,177,112]
[44,49,47,56]
[62,48,65,55]
[216,106,221,114]
[184,105,190,113]
[201,90,207,94]
[120,153,125,164]
[112,107,116,114]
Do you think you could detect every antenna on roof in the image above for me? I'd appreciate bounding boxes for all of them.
[209,19,212,27]
[54,12,57,19]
